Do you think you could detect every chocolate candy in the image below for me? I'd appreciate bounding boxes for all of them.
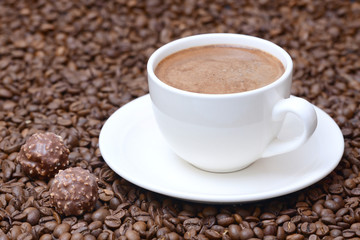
[50,167,98,216]
[16,132,70,180]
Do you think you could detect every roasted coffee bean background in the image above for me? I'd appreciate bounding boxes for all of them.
[0,0,359,239]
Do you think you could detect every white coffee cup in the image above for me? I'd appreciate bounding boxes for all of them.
[147,33,317,173]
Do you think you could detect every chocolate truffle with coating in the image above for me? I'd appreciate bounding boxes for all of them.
[16,132,70,180]
[50,167,98,216]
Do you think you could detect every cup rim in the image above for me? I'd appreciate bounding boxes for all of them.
[147,33,293,98]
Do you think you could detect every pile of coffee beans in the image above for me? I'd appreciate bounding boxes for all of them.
[0,0,359,239]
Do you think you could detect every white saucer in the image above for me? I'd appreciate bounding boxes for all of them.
[99,94,344,203]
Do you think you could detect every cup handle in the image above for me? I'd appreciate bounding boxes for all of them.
[261,96,318,158]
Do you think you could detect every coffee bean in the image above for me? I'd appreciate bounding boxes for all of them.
[24,207,41,225]
[2,160,15,182]
[71,222,88,235]
[276,226,285,240]
[133,221,146,233]
[91,208,110,223]
[44,221,58,232]
[286,234,304,240]
[184,229,197,240]
[345,179,357,189]
[320,208,335,218]
[202,216,216,229]
[300,222,316,235]
[239,228,255,240]
[216,213,235,226]
[342,229,355,238]
[329,184,344,195]
[183,218,202,232]
[211,225,225,234]
[312,202,324,216]
[321,216,337,225]
[104,215,121,229]
[202,207,218,217]
[88,221,102,231]
[290,215,301,225]
[58,232,72,240]
[283,221,296,234]
[351,188,360,196]
[351,222,360,231]
[157,227,171,237]
[228,224,241,239]
[21,222,32,234]
[71,232,84,240]
[338,221,350,229]
[17,232,33,240]
[244,216,259,222]
[83,235,96,240]
[308,234,320,240]
[109,197,121,210]
[9,226,22,239]
[163,219,176,232]
[253,227,264,239]
[96,232,109,240]
[260,213,276,220]
[166,232,181,240]
[301,214,319,223]
[330,229,342,237]
[315,221,330,237]
[39,234,52,240]
[53,223,71,238]
[99,188,114,202]
[263,236,277,240]
[263,224,277,236]
[204,229,222,239]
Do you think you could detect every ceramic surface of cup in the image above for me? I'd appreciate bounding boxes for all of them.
[147,33,317,172]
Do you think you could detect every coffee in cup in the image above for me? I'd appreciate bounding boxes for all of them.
[155,44,285,94]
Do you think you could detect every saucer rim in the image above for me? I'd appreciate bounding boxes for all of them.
[99,94,344,203]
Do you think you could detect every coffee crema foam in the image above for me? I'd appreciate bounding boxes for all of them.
[155,45,285,94]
